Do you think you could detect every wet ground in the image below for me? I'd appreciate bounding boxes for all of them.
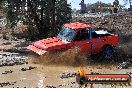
[0,61,132,88]
[0,64,77,88]
[0,37,132,88]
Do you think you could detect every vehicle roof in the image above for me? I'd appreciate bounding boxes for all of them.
[64,22,90,30]
[95,30,109,34]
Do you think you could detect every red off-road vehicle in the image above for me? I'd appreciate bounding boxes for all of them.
[27,22,118,60]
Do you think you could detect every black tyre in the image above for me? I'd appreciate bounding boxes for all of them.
[98,45,114,62]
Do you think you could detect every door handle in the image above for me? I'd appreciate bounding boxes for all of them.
[103,39,106,41]
[86,42,90,44]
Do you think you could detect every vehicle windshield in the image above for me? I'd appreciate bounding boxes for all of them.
[57,26,76,42]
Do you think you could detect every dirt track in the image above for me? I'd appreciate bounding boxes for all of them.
[0,62,132,88]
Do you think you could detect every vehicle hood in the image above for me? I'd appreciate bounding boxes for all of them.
[33,37,70,50]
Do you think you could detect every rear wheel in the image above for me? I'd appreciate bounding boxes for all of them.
[99,45,114,61]
[91,45,114,62]
[102,45,114,59]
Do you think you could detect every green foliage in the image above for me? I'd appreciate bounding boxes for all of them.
[1,0,72,39]
[6,9,18,27]
[56,0,72,25]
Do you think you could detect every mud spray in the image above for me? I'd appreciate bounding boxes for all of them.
[28,48,89,66]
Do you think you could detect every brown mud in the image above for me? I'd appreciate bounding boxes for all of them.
[0,63,132,88]
[28,48,88,67]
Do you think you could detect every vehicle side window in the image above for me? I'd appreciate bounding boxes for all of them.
[74,29,88,41]
[92,31,99,38]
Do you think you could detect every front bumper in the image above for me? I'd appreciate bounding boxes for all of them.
[27,45,47,55]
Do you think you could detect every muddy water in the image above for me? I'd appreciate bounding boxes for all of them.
[0,49,132,88]
[1,63,132,88]
[0,64,80,88]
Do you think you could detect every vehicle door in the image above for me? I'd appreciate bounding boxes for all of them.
[90,31,105,54]
[73,28,92,55]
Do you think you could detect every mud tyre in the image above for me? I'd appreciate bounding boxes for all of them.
[99,45,114,62]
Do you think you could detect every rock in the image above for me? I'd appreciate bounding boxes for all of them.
[21,66,36,71]
[46,85,56,88]
[2,34,9,40]
[60,73,77,79]
[2,70,13,74]
[117,61,131,69]
[0,53,27,67]
[71,82,75,84]
[0,82,16,87]
[2,42,11,45]
[91,72,100,74]
[58,84,62,87]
